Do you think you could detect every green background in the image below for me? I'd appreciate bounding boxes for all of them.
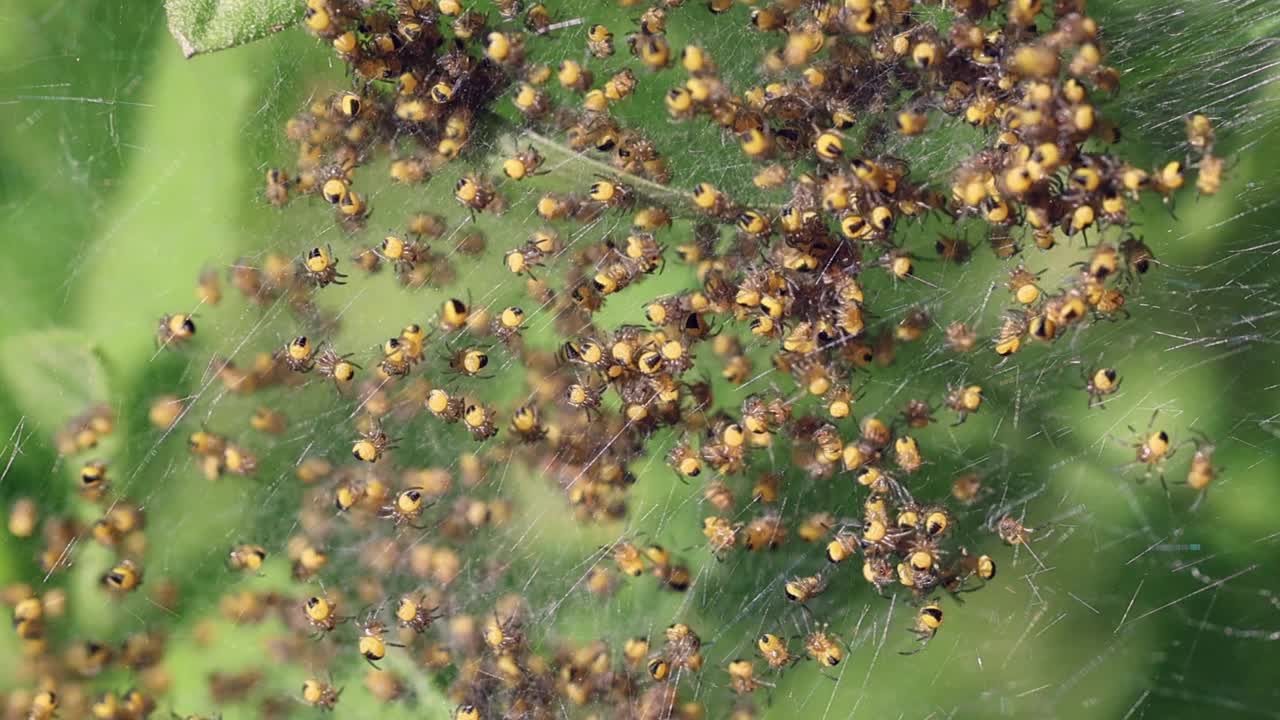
[2,1,1280,717]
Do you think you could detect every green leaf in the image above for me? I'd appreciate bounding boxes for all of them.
[72,36,285,378]
[165,0,303,58]
[0,328,110,432]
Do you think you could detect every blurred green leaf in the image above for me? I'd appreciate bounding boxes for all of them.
[165,0,303,58]
[72,38,278,378]
[0,328,110,431]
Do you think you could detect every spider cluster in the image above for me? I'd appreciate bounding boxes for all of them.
[1,0,1232,718]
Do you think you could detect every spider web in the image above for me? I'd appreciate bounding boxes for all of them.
[2,0,1280,718]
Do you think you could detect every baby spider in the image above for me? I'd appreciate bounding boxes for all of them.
[299,246,347,288]
[940,550,996,599]
[379,337,413,378]
[303,595,347,636]
[351,426,396,463]
[896,542,944,598]
[482,611,526,654]
[726,658,775,695]
[944,385,983,424]
[1120,236,1156,277]
[503,242,546,278]
[282,335,317,373]
[357,614,406,669]
[783,574,828,606]
[426,388,465,423]
[454,173,497,213]
[900,399,936,429]
[564,378,605,415]
[1121,410,1175,488]
[462,401,498,440]
[996,514,1034,546]
[802,624,844,668]
[899,602,943,655]
[102,559,143,593]
[301,678,342,710]
[378,235,426,274]
[995,514,1047,568]
[492,306,525,345]
[667,440,705,480]
[1181,431,1221,508]
[588,177,636,210]
[664,623,703,671]
[379,487,432,528]
[756,633,799,671]
[1083,366,1121,408]
[502,145,545,180]
[396,594,443,633]
[702,516,740,559]
[226,544,267,573]
[446,345,491,377]
[315,348,358,388]
[156,313,196,349]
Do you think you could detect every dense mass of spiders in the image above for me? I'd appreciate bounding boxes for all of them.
[1,0,1231,717]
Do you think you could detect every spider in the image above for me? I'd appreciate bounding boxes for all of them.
[1119,410,1176,490]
